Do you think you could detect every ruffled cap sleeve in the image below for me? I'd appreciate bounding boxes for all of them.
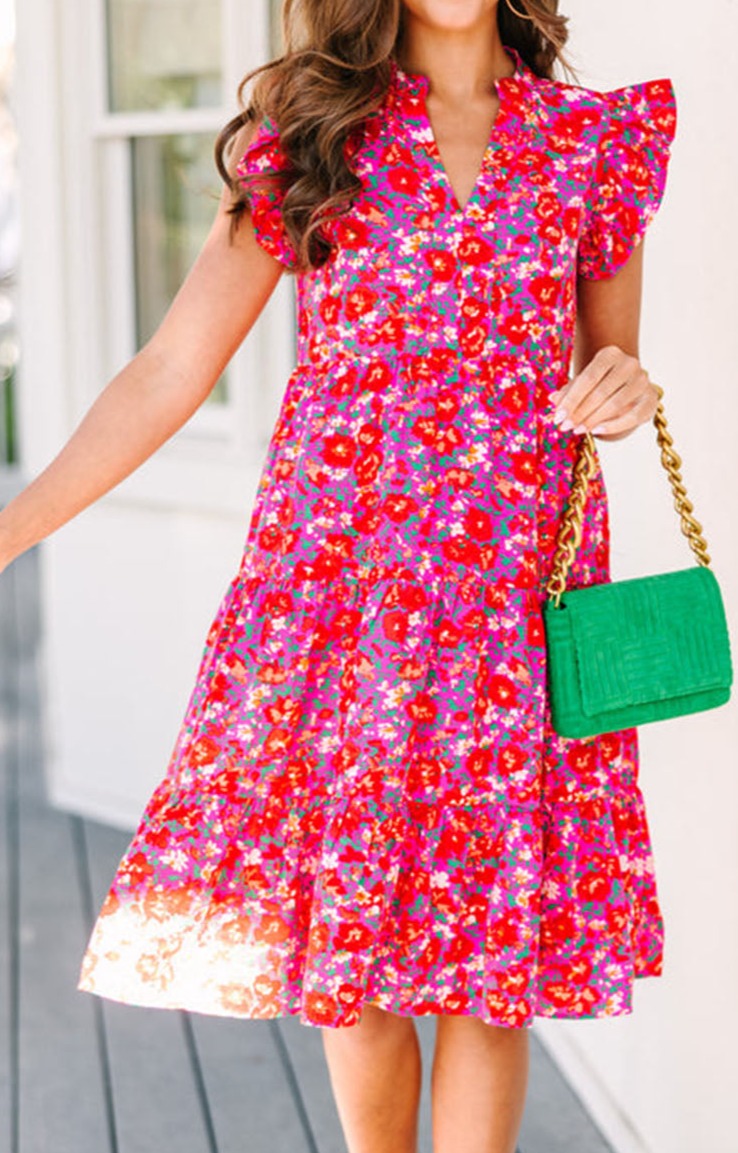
[577,78,677,279]
[235,114,298,271]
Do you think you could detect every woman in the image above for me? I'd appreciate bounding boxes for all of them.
[0,1,677,1151]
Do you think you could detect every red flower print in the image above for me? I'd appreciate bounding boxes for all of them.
[498,382,529,415]
[460,323,488,358]
[577,870,613,903]
[424,249,457,280]
[371,315,406,349]
[322,433,357,468]
[464,506,493,542]
[345,286,379,320]
[336,983,363,1009]
[145,827,171,849]
[253,974,281,1007]
[354,449,383,486]
[465,746,493,781]
[440,990,471,1012]
[125,852,155,883]
[383,492,419,523]
[458,607,486,637]
[565,743,597,776]
[550,106,603,152]
[497,743,526,775]
[189,734,222,767]
[253,914,291,945]
[407,692,438,724]
[334,217,370,248]
[437,618,462,647]
[498,311,530,345]
[362,360,393,393]
[496,965,531,996]
[562,206,580,238]
[458,234,494,264]
[447,935,475,962]
[334,921,374,952]
[384,582,429,612]
[435,391,462,422]
[406,755,442,791]
[510,452,540,485]
[460,297,488,322]
[357,422,383,447]
[526,612,544,646]
[534,191,562,220]
[513,550,538,588]
[383,609,409,643]
[487,675,519,709]
[442,536,481,566]
[388,166,423,196]
[412,413,464,456]
[541,904,579,951]
[539,219,564,245]
[598,732,622,762]
[304,991,339,1025]
[263,590,294,616]
[307,921,331,956]
[438,825,468,858]
[426,185,448,214]
[319,296,341,326]
[529,275,561,307]
[487,909,522,948]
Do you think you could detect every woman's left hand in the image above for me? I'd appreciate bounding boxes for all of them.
[549,344,661,442]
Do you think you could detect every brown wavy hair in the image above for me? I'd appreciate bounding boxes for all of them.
[215,0,574,273]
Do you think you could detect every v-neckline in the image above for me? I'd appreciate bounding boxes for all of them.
[393,45,525,216]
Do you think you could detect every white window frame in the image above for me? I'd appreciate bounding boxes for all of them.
[49,0,295,516]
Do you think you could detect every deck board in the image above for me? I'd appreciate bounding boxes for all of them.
[0,559,19,1153]
[0,529,615,1153]
[191,1016,315,1153]
[81,818,220,1153]
[8,550,113,1153]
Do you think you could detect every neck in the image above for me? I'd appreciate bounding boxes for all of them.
[396,14,514,100]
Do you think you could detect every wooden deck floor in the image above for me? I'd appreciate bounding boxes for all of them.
[0,524,614,1153]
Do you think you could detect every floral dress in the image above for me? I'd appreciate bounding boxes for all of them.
[78,45,678,1030]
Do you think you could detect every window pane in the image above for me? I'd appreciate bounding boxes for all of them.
[132,132,228,404]
[107,0,222,113]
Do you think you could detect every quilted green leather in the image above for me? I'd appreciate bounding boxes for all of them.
[542,565,733,739]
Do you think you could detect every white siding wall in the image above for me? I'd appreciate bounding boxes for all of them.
[534,5,738,1152]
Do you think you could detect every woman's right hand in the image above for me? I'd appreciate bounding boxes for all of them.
[0,123,284,568]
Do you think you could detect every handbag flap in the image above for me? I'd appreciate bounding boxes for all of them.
[563,567,733,716]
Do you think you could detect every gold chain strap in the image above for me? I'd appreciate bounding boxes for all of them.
[545,385,712,608]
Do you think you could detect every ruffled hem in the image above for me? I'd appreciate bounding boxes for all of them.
[78,774,664,1029]
[577,78,677,279]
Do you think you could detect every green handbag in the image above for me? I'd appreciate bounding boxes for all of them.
[542,386,733,740]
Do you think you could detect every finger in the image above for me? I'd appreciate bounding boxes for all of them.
[590,379,660,434]
[574,368,651,431]
[552,345,624,423]
[555,352,641,431]
[557,363,637,430]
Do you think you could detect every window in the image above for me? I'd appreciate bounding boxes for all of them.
[82,0,295,470]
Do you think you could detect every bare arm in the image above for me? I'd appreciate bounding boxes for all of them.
[0,135,282,571]
[551,241,661,442]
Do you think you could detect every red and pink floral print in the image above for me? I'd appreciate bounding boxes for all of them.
[78,46,677,1029]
